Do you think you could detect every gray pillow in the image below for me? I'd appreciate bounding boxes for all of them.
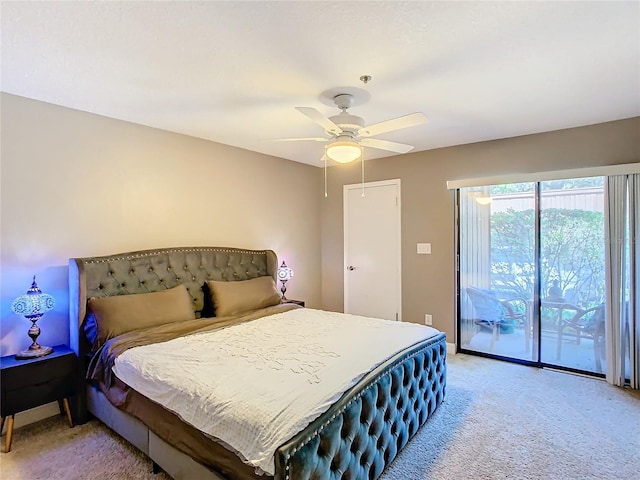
[88,284,195,346]
[207,276,280,317]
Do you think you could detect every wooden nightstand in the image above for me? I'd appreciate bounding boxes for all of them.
[285,299,305,307]
[0,344,77,452]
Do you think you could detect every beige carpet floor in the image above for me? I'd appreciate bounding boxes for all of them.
[1,353,638,480]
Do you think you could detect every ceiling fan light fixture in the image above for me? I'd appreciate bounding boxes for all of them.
[326,141,361,163]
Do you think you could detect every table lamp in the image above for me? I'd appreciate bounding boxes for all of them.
[277,261,294,301]
[11,276,55,359]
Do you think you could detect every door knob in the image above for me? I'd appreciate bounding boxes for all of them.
[347,265,356,271]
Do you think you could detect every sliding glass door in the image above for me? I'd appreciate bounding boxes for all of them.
[539,178,606,373]
[459,182,535,362]
[458,177,606,375]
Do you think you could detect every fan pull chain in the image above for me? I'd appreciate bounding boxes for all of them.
[324,146,328,198]
[361,145,365,197]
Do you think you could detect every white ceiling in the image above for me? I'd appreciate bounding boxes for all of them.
[2,1,639,167]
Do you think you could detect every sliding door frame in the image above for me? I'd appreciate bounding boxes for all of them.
[455,182,606,378]
[533,182,542,367]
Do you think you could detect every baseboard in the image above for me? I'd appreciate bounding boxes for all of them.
[11,401,59,429]
[446,342,457,355]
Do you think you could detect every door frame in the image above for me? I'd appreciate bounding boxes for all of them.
[343,178,402,320]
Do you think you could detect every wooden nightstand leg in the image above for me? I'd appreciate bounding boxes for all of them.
[62,398,74,428]
[0,416,5,435]
[4,415,14,453]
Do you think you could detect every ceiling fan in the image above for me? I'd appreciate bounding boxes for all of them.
[278,93,427,163]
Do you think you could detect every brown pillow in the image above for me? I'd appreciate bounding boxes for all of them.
[207,276,280,317]
[88,284,195,346]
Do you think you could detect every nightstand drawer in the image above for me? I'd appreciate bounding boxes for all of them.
[2,374,75,415]
[1,354,76,389]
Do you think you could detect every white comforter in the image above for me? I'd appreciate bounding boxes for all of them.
[113,308,439,475]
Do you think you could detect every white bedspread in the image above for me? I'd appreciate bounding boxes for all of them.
[113,308,439,475]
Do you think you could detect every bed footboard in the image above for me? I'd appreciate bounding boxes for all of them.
[274,333,446,480]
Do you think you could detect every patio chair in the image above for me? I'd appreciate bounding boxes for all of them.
[556,303,606,373]
[465,286,529,352]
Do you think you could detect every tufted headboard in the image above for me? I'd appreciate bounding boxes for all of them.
[69,246,277,360]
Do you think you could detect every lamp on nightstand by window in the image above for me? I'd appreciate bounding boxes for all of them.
[277,261,294,301]
[11,276,55,359]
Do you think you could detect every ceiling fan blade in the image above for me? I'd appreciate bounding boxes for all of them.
[295,107,343,135]
[360,137,415,154]
[358,112,427,138]
[271,137,328,142]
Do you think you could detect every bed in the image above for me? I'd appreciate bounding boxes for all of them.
[69,246,446,480]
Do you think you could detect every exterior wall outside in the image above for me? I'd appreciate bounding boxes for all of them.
[491,187,604,213]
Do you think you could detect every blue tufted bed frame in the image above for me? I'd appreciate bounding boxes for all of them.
[69,246,446,480]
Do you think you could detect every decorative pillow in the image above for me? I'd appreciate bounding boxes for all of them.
[207,276,280,317]
[87,284,195,347]
[83,311,100,350]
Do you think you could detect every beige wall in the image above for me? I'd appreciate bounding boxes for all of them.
[0,93,322,356]
[2,92,637,356]
[321,117,640,342]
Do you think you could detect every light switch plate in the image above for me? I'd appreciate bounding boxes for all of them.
[417,243,431,254]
